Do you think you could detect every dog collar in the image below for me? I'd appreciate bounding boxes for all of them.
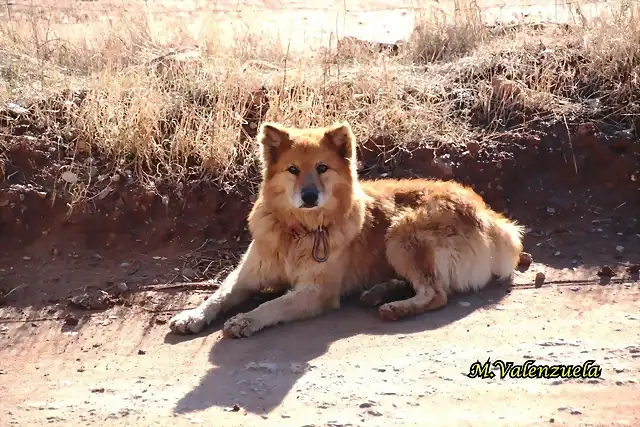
[286,223,329,263]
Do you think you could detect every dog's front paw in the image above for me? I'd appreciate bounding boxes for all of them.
[168,308,208,334]
[223,314,259,339]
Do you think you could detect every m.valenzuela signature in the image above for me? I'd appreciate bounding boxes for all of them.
[466,359,602,380]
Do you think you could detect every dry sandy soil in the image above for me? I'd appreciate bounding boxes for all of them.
[1,0,640,426]
[1,254,639,426]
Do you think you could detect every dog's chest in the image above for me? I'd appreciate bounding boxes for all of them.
[280,232,335,282]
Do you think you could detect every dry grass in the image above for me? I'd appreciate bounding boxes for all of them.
[0,1,639,200]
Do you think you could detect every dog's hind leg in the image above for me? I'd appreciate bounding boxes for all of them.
[378,223,448,321]
[359,279,412,307]
[169,242,279,334]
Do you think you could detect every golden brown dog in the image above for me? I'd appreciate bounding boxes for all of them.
[168,122,525,338]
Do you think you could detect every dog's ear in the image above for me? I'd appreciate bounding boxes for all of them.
[323,122,356,162]
[257,122,292,166]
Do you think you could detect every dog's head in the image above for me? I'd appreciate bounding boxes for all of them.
[255,121,358,218]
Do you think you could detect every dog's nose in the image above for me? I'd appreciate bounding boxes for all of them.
[300,188,319,206]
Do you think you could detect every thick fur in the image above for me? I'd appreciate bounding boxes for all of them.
[168,122,525,338]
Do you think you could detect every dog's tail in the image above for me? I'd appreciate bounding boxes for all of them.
[490,215,525,280]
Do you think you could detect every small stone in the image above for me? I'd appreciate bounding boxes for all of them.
[155,318,167,325]
[553,251,561,256]
[116,282,128,292]
[518,252,533,267]
[535,272,545,287]
[5,102,29,115]
[616,245,625,253]
[245,361,278,372]
[223,404,241,412]
[137,349,146,355]
[458,301,471,307]
[61,171,78,184]
[466,141,481,155]
[494,305,505,311]
[546,206,555,214]
[97,187,111,200]
[181,267,197,279]
[289,363,304,374]
[576,122,594,136]
[91,387,105,393]
[367,409,383,416]
[558,406,582,415]
[627,264,640,274]
[359,402,373,408]
[64,314,79,326]
[597,266,616,277]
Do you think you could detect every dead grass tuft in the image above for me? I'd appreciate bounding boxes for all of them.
[0,1,639,203]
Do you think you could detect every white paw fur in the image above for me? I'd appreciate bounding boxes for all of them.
[168,308,208,334]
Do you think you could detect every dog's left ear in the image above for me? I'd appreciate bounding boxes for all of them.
[323,122,356,162]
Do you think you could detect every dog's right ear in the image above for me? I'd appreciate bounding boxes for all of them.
[257,122,292,166]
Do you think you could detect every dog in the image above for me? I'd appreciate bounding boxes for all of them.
[168,121,525,338]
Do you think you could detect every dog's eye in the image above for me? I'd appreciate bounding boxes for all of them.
[287,165,300,176]
[316,164,329,174]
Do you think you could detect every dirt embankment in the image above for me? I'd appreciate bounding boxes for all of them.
[0,92,639,307]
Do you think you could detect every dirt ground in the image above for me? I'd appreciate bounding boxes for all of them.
[1,256,639,426]
[1,1,640,426]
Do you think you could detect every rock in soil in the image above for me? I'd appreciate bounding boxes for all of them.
[596,265,616,277]
[535,272,546,287]
[67,290,121,310]
[64,313,79,326]
[518,252,533,268]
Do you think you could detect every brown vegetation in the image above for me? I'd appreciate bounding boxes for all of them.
[1,1,639,206]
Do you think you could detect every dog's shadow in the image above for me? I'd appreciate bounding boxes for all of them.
[165,281,512,416]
